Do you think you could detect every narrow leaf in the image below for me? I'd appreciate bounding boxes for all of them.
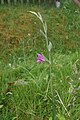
[0,105,3,109]
[40,29,46,38]
[29,11,39,18]
[48,41,52,52]
[44,22,47,34]
[38,12,43,23]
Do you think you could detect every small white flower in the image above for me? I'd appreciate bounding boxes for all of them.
[18,58,21,60]
[34,22,37,24]
[28,33,31,36]
[56,1,60,8]
[9,63,11,67]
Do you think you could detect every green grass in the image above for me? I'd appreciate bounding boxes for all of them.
[0,1,80,120]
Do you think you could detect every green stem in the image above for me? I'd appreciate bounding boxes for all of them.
[49,51,56,120]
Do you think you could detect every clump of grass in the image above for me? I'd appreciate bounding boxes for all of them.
[0,52,80,119]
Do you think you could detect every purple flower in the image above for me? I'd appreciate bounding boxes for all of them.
[37,53,45,62]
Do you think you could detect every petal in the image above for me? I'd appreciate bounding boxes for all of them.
[37,59,42,62]
[37,53,45,62]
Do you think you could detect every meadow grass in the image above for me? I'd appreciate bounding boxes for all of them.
[0,1,80,120]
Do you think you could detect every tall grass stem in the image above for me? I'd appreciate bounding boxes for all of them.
[49,51,56,120]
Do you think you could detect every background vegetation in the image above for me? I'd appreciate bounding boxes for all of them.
[0,1,80,120]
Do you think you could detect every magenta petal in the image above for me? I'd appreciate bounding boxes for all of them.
[37,59,42,62]
[37,53,45,62]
